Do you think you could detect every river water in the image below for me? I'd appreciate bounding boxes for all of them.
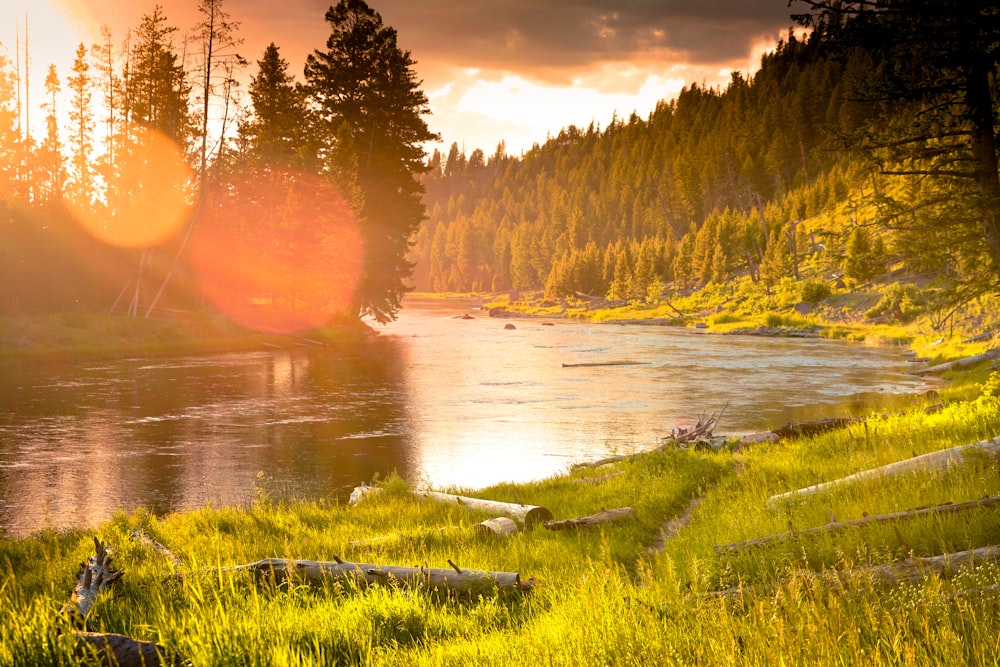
[0,299,933,535]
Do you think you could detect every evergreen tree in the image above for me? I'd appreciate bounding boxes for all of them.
[66,43,94,209]
[36,64,64,203]
[0,54,18,204]
[123,7,191,145]
[794,0,1000,283]
[241,43,314,168]
[305,0,438,322]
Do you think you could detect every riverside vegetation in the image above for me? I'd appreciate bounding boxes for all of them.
[1,364,998,665]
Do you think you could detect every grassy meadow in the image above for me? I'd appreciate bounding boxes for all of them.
[1,368,999,665]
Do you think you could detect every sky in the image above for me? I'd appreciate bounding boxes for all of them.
[0,0,797,157]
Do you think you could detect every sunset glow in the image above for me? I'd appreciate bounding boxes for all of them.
[190,170,364,334]
[67,125,193,248]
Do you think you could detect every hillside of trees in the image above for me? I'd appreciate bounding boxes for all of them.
[412,5,1000,314]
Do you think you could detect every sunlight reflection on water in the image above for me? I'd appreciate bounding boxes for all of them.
[0,299,935,534]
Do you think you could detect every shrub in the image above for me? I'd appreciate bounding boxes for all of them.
[800,280,832,304]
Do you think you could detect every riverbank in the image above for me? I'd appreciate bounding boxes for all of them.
[469,277,1000,382]
[2,372,998,665]
[0,310,374,364]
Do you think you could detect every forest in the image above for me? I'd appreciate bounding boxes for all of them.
[2,0,1000,331]
[413,1,1000,322]
[0,0,434,329]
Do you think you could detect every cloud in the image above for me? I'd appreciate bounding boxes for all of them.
[377,0,794,83]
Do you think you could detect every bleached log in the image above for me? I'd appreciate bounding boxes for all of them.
[475,517,519,536]
[214,557,533,595]
[708,545,1000,598]
[543,507,637,531]
[348,482,382,506]
[768,436,1000,506]
[131,530,183,569]
[717,495,1000,552]
[415,490,554,526]
[912,348,1000,375]
[739,431,780,445]
[76,631,176,667]
[65,538,123,621]
[842,545,1000,586]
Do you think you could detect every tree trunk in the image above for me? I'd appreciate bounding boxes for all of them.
[966,60,1000,281]
[543,507,637,531]
[768,436,1000,505]
[215,557,533,595]
[717,495,1000,552]
[414,490,553,526]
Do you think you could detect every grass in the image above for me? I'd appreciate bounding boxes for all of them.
[0,311,372,364]
[1,381,999,665]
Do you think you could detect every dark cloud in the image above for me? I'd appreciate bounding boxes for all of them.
[371,0,794,80]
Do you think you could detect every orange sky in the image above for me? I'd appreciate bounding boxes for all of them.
[1,0,794,157]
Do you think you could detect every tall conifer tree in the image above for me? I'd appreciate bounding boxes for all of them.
[304,0,438,323]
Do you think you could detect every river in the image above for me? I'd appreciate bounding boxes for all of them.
[0,298,933,535]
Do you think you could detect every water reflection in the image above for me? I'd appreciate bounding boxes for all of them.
[0,301,936,535]
[0,338,414,534]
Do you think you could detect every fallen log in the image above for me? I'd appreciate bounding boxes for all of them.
[709,545,1000,597]
[739,431,780,445]
[76,631,175,667]
[543,507,637,531]
[63,538,178,667]
[771,416,863,440]
[211,557,534,595]
[844,545,1000,586]
[661,407,727,446]
[912,348,1000,376]
[717,495,1000,552]
[561,360,650,368]
[348,485,553,526]
[475,517,519,536]
[131,529,183,570]
[768,436,1000,506]
[414,490,554,526]
[65,538,123,621]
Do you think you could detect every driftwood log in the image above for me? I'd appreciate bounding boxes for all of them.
[912,348,1000,376]
[416,490,553,526]
[63,538,178,667]
[717,495,1000,552]
[710,545,1000,598]
[771,416,863,440]
[543,507,637,531]
[350,485,554,526]
[211,557,534,595]
[64,538,123,621]
[475,517,519,536]
[561,360,651,368]
[768,435,1000,506]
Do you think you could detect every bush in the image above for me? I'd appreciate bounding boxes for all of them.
[800,280,832,304]
[865,283,926,323]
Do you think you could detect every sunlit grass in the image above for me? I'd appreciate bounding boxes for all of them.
[1,390,998,665]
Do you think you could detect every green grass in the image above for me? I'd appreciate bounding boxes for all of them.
[1,386,999,665]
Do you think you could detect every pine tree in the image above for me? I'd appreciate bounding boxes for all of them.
[241,43,314,168]
[305,0,438,322]
[36,64,64,203]
[66,43,94,209]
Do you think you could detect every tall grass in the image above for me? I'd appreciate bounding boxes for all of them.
[1,398,998,665]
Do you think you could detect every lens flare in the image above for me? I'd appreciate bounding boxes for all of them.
[68,125,192,248]
[190,168,364,333]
